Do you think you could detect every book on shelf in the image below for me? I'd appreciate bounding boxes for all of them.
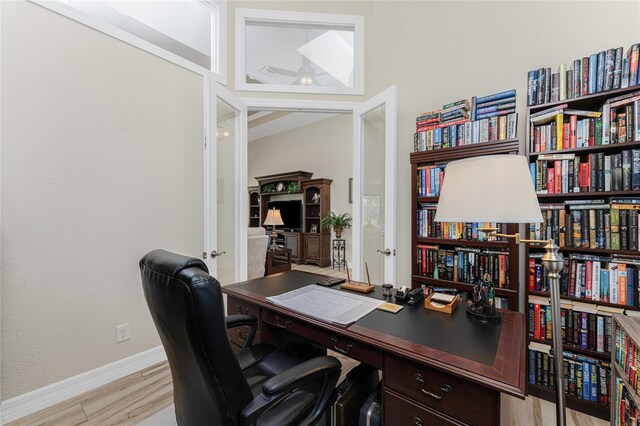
[614,324,640,401]
[416,164,446,196]
[613,377,639,425]
[414,89,517,152]
[528,251,640,306]
[528,296,614,354]
[527,42,640,107]
[529,149,640,194]
[417,202,507,241]
[528,341,611,406]
[415,244,509,288]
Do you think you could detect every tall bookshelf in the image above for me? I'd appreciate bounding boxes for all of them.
[410,139,521,311]
[524,85,640,420]
[611,314,640,424]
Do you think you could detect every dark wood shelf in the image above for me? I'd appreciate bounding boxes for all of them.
[527,337,610,361]
[527,384,609,420]
[417,196,439,203]
[528,245,640,256]
[411,139,519,164]
[528,83,640,114]
[530,140,640,158]
[536,190,640,199]
[305,217,320,220]
[528,290,639,311]
[416,237,508,249]
[306,203,320,206]
[412,275,516,298]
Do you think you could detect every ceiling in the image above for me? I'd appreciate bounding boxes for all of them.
[248,111,338,142]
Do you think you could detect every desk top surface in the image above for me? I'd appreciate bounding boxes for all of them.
[224,270,526,397]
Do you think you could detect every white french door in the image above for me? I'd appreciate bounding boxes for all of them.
[204,78,248,284]
[352,86,397,285]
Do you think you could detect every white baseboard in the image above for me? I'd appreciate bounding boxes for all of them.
[1,346,167,424]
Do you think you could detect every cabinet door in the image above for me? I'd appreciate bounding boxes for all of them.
[285,234,298,258]
[305,234,320,260]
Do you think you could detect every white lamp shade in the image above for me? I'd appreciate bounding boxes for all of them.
[434,155,543,223]
[263,208,284,226]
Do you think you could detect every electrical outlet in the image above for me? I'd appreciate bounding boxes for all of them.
[116,324,130,343]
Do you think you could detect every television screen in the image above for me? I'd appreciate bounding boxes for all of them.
[267,200,302,231]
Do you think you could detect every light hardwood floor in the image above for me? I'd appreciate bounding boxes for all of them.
[9,264,607,426]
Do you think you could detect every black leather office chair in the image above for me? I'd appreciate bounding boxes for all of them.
[139,249,341,426]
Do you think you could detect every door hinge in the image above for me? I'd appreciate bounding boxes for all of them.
[202,251,207,259]
[204,133,207,149]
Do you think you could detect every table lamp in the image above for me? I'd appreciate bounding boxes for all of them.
[434,154,566,426]
[263,208,284,251]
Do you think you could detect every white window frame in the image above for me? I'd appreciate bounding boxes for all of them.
[235,8,364,95]
[31,0,228,85]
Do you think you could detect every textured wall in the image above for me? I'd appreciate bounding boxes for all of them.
[1,1,204,399]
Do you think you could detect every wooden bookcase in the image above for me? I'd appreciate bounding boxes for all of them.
[302,178,332,267]
[610,314,640,424]
[248,186,260,228]
[524,85,640,420]
[410,138,521,311]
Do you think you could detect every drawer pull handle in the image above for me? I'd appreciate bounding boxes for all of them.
[414,417,423,426]
[274,315,291,329]
[236,305,249,315]
[331,336,355,354]
[414,373,452,400]
[235,330,247,342]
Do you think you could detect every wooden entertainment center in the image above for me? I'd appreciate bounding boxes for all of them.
[250,171,332,267]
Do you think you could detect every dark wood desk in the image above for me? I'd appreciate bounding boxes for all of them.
[223,271,526,426]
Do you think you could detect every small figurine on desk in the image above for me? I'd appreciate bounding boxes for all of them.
[466,273,501,323]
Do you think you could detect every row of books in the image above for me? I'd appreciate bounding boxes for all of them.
[529,254,640,306]
[529,91,640,153]
[527,43,640,106]
[416,164,445,197]
[613,378,639,426]
[528,296,615,353]
[528,342,611,406]
[529,200,640,251]
[416,245,509,288]
[417,204,506,240]
[413,90,517,152]
[530,151,640,194]
[413,114,517,152]
[615,325,640,398]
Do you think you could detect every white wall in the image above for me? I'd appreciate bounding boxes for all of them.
[248,114,353,260]
[363,0,640,291]
[1,1,204,399]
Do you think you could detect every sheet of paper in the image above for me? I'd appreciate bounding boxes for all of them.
[266,285,383,326]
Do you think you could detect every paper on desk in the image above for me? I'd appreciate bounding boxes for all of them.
[266,285,383,326]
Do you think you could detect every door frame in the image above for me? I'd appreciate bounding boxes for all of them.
[352,86,397,284]
[204,78,248,281]
[239,89,397,284]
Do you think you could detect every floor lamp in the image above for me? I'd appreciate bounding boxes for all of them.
[434,155,566,426]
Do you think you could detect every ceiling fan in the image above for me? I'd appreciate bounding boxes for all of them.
[260,56,327,86]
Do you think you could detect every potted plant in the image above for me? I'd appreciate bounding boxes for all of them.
[320,212,352,238]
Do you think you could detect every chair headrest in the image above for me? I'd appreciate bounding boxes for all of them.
[139,249,208,279]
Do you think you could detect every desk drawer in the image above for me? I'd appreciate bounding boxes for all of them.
[227,297,261,344]
[262,310,382,369]
[385,355,498,426]
[384,389,465,426]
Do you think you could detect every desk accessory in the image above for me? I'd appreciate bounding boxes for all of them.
[406,288,424,306]
[263,207,284,251]
[316,277,346,287]
[381,283,393,298]
[424,293,459,314]
[393,286,410,302]
[435,155,567,424]
[467,273,500,323]
[376,302,403,313]
[340,261,375,293]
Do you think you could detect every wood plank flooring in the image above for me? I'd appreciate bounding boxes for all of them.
[8,264,607,425]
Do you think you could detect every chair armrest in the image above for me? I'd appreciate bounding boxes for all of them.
[225,314,257,349]
[238,356,341,426]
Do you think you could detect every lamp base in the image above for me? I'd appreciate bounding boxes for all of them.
[466,303,502,323]
[269,230,279,251]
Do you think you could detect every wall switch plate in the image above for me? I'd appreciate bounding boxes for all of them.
[116,324,130,343]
